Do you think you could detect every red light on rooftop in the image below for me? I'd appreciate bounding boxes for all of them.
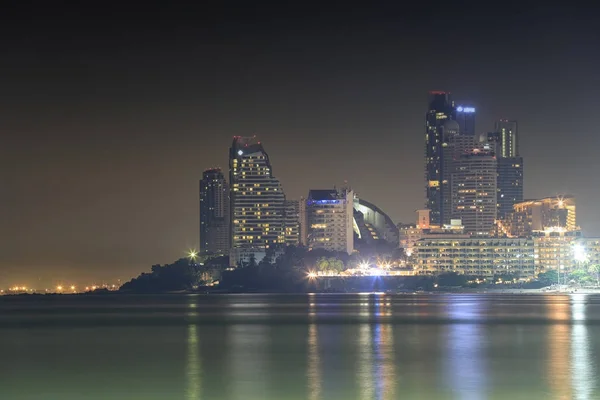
[429,90,450,95]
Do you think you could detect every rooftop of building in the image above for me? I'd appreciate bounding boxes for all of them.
[307,189,339,201]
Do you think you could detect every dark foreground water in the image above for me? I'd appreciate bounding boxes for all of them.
[0,293,599,399]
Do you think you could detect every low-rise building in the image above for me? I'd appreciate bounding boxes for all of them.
[415,236,535,279]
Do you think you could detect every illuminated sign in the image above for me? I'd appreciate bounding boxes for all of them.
[237,150,243,155]
[456,106,475,113]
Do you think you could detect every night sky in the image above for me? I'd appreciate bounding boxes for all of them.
[2,3,600,286]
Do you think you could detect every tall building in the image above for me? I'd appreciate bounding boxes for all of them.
[199,168,229,254]
[306,188,354,254]
[451,151,498,235]
[496,157,524,218]
[229,136,286,265]
[482,120,524,219]
[455,105,476,136]
[299,196,308,246]
[494,120,518,158]
[442,129,480,224]
[425,91,456,226]
[283,200,300,246]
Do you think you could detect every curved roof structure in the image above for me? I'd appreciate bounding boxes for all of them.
[353,198,399,246]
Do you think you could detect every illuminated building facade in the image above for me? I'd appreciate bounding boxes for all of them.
[353,197,399,246]
[533,227,582,273]
[451,151,497,235]
[229,137,286,265]
[481,121,523,219]
[504,196,577,237]
[425,91,456,226]
[494,120,518,158]
[283,199,300,246]
[199,168,230,254]
[415,236,535,279]
[306,188,354,254]
[455,105,476,136]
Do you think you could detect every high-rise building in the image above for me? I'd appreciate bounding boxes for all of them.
[482,120,524,219]
[496,157,524,218]
[425,91,456,226]
[442,130,480,224]
[299,196,308,246]
[306,188,354,254]
[199,168,230,254]
[455,105,476,136]
[451,151,498,235]
[494,120,518,158]
[283,200,300,246]
[229,136,286,265]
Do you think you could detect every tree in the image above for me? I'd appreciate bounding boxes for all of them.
[316,257,330,272]
[588,264,600,287]
[328,258,345,273]
[538,270,558,286]
[437,272,468,287]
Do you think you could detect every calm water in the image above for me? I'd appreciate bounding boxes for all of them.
[0,293,599,399]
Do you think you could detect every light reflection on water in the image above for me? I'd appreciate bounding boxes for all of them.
[186,324,201,400]
[571,295,596,400]
[444,299,487,400]
[307,323,321,400]
[0,294,600,399]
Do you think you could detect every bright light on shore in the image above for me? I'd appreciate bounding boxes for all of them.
[307,271,317,279]
[573,244,588,262]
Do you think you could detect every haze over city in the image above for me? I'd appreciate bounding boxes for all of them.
[2,3,600,286]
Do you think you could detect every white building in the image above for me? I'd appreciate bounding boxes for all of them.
[306,188,354,254]
[415,236,535,279]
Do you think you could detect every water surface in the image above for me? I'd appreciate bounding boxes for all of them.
[0,293,598,399]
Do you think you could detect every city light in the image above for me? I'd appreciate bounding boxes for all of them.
[358,262,370,270]
[188,250,198,260]
[307,271,317,280]
[573,244,588,263]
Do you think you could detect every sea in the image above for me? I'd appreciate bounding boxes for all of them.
[0,293,598,399]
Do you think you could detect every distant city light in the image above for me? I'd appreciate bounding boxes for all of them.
[237,150,243,156]
[307,271,317,279]
[573,244,588,263]
[456,106,475,113]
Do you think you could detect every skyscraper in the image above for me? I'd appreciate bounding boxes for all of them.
[229,136,286,265]
[497,157,524,218]
[455,105,476,136]
[482,120,524,219]
[451,151,498,235]
[283,199,300,246]
[494,120,518,158]
[199,168,229,254]
[425,91,456,226]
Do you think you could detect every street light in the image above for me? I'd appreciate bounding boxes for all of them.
[188,250,198,261]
